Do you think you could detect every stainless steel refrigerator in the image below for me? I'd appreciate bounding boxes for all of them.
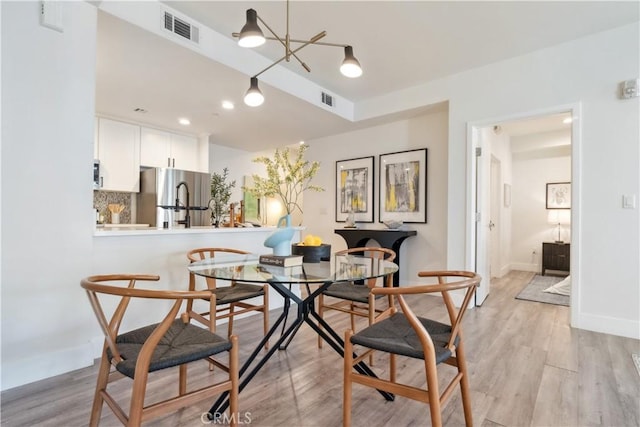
[137,168,210,228]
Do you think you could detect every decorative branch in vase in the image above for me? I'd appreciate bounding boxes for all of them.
[244,144,324,218]
[209,168,236,227]
[244,144,324,256]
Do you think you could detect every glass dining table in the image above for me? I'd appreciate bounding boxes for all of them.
[188,252,399,418]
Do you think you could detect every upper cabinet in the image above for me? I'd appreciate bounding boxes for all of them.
[96,118,141,192]
[169,133,201,171]
[95,118,209,192]
[140,127,203,172]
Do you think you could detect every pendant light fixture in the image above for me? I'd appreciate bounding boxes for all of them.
[238,9,265,48]
[340,46,362,78]
[235,0,362,106]
[244,77,264,107]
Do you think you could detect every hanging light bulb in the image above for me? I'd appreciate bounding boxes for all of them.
[238,9,265,48]
[244,77,264,107]
[340,46,362,78]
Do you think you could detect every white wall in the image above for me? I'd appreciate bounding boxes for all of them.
[1,2,97,389]
[357,22,639,339]
[209,143,258,223]
[304,109,450,283]
[511,130,572,272]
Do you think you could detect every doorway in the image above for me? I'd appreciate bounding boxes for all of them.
[468,104,580,315]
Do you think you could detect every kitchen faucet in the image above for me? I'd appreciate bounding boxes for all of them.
[175,181,191,228]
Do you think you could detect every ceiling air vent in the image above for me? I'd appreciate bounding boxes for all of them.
[321,92,334,107]
[164,12,199,43]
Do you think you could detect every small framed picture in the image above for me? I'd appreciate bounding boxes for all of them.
[335,156,374,223]
[546,182,571,209]
[379,148,428,223]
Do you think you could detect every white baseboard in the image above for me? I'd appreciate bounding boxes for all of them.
[2,295,291,392]
[510,262,539,273]
[493,264,512,278]
[1,344,94,391]
[574,312,640,340]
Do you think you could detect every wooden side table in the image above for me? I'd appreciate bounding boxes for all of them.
[542,242,570,275]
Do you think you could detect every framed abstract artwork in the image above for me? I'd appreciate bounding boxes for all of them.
[546,182,571,209]
[335,156,374,223]
[379,148,428,223]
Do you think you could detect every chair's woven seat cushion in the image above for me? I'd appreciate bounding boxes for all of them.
[351,313,456,364]
[323,282,385,303]
[215,282,264,304]
[109,319,231,378]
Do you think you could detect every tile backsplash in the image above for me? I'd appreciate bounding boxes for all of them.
[94,191,133,224]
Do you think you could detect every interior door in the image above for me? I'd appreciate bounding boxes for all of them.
[474,130,491,305]
[489,156,502,278]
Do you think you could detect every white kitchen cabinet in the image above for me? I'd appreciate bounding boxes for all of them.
[140,127,200,172]
[140,127,171,168]
[169,133,200,171]
[96,118,141,192]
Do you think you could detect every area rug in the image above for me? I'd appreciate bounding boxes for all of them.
[515,275,570,306]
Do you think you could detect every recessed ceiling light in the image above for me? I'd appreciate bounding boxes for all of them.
[563,117,573,124]
[178,118,191,126]
[222,100,235,110]
[299,141,305,145]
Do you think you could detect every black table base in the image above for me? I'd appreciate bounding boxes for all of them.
[207,280,394,417]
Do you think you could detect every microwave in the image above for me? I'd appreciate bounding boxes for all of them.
[93,160,101,189]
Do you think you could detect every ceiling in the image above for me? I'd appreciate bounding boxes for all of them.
[95,1,639,152]
[499,112,572,137]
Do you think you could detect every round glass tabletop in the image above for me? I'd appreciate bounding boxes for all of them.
[188,253,398,285]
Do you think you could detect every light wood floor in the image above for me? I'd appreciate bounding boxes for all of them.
[2,270,639,426]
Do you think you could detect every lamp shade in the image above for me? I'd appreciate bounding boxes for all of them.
[340,46,362,78]
[244,77,264,107]
[238,9,265,48]
[547,209,571,225]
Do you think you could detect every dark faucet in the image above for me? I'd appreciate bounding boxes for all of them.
[175,181,191,228]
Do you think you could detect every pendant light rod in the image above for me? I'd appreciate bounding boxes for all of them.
[286,0,290,60]
[252,31,326,78]
[233,33,347,48]
[253,8,326,72]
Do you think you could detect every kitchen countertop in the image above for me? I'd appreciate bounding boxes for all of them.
[93,225,302,237]
[101,223,150,228]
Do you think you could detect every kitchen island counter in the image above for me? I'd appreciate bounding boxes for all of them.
[94,225,295,237]
[91,225,304,329]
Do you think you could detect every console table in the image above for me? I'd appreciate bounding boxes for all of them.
[334,228,417,286]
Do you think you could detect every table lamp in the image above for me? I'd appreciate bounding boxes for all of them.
[547,209,571,243]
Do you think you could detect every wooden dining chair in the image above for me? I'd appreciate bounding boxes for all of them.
[343,270,481,427]
[187,248,269,349]
[317,247,396,351]
[81,274,239,427]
